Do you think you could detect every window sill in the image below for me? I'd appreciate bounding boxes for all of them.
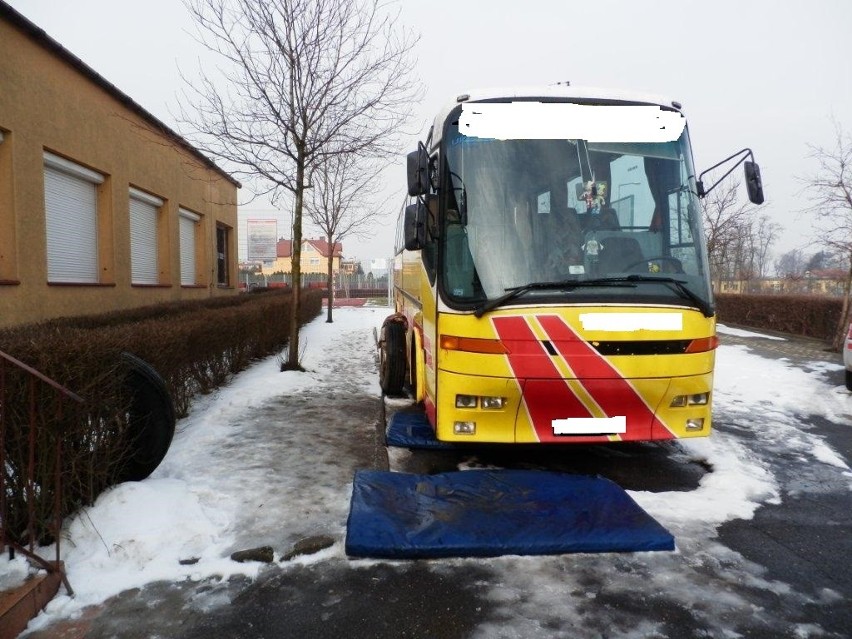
[48,282,116,287]
[132,283,172,289]
[180,284,207,289]
[0,279,21,286]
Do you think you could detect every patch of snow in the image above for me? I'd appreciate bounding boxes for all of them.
[23,306,389,631]
[0,554,33,591]
[717,323,786,340]
[810,439,849,469]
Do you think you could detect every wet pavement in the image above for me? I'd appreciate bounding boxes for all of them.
[20,323,852,639]
[718,325,840,366]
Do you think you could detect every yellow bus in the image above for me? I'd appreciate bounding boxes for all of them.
[380,86,763,444]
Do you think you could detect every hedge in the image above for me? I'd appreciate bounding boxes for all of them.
[716,293,843,342]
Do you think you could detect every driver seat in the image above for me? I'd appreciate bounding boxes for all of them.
[597,236,644,273]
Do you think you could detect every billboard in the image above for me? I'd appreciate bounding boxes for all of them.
[246,219,278,260]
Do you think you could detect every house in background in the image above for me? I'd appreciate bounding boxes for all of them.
[0,1,240,329]
[264,238,343,276]
[716,271,847,297]
[340,258,361,276]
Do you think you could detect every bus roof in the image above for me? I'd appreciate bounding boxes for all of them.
[429,85,683,150]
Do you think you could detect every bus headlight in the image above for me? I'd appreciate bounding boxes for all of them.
[670,393,709,407]
[454,421,476,435]
[455,394,478,408]
[685,418,705,431]
[455,395,506,409]
[480,396,506,410]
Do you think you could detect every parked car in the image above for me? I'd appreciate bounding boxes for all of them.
[844,323,852,391]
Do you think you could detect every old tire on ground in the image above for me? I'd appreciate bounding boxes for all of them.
[379,320,407,396]
[117,352,176,482]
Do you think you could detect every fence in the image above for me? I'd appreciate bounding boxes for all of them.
[0,350,77,595]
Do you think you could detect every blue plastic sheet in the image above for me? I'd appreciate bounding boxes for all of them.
[385,411,456,450]
[346,469,674,558]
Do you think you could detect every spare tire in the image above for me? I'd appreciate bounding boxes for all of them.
[116,352,176,482]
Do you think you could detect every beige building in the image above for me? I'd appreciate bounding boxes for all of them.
[264,238,343,276]
[716,274,847,297]
[0,2,240,329]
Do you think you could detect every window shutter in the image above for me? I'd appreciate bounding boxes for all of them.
[179,208,200,285]
[129,190,161,284]
[44,164,100,283]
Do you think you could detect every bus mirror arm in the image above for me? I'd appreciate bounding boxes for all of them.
[696,148,765,205]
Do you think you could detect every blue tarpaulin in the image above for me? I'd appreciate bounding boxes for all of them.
[345,469,675,558]
[385,411,456,450]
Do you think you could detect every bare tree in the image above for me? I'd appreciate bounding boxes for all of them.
[178,0,420,369]
[775,248,807,280]
[805,250,835,273]
[305,152,383,323]
[702,178,756,290]
[799,119,852,349]
[749,215,783,281]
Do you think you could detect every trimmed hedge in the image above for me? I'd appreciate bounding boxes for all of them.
[0,289,322,545]
[716,293,842,342]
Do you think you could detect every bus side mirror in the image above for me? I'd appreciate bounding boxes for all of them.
[404,202,426,250]
[744,161,764,205]
[407,146,429,196]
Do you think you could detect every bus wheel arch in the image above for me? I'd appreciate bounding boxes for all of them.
[410,327,426,402]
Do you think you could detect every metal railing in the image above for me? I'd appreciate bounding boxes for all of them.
[0,349,78,595]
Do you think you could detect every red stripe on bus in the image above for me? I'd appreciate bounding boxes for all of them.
[536,315,674,439]
[492,316,591,441]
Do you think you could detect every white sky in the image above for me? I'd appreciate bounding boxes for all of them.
[5,0,852,266]
[6,307,850,637]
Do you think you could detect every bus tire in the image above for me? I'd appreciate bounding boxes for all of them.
[380,320,407,396]
[117,352,176,482]
[846,369,852,392]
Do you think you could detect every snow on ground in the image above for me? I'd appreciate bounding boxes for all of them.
[20,305,388,629]
[12,305,852,637]
[466,341,851,639]
[716,323,787,340]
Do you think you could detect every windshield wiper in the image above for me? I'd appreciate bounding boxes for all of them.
[622,275,714,317]
[473,278,636,318]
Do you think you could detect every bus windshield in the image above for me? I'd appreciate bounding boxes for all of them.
[440,103,713,314]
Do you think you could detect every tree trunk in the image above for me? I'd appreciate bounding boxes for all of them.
[287,155,305,370]
[326,233,334,323]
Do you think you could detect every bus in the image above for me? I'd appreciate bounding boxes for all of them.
[379,85,764,444]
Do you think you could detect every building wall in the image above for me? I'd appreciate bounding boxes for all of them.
[0,12,239,329]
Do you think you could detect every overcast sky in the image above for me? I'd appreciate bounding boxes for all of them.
[6,0,852,266]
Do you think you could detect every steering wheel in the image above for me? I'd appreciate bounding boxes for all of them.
[623,256,684,273]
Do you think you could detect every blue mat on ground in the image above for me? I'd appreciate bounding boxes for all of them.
[386,411,456,450]
[345,469,675,558]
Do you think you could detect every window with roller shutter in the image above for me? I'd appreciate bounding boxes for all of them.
[129,187,163,285]
[43,152,103,284]
[179,207,200,285]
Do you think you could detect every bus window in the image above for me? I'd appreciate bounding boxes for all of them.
[609,154,654,229]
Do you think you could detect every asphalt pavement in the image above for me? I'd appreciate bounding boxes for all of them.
[718,325,841,366]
